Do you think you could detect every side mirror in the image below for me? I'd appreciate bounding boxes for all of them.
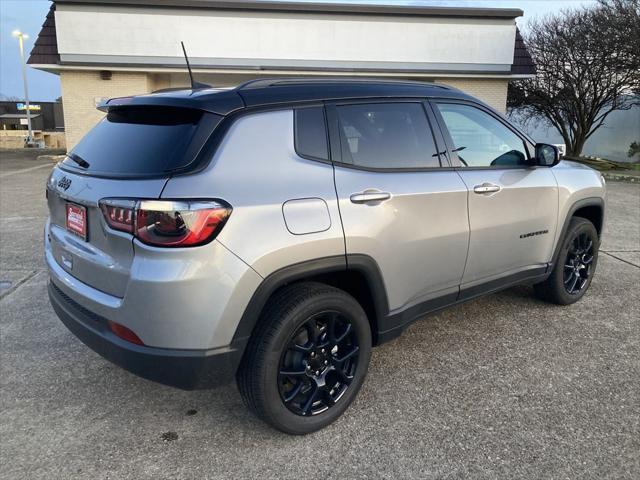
[535,143,560,167]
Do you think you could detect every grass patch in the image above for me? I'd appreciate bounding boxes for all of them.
[563,156,640,171]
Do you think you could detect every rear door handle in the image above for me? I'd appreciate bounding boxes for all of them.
[473,183,501,194]
[350,190,391,204]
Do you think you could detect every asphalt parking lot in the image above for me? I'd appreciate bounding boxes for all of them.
[1,151,638,479]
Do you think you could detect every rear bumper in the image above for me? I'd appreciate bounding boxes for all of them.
[48,280,244,390]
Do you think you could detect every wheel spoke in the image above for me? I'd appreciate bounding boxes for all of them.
[283,381,304,403]
[569,273,579,293]
[570,238,579,254]
[584,240,593,253]
[335,368,355,385]
[301,385,320,415]
[579,277,588,291]
[327,313,337,343]
[279,368,307,377]
[335,323,353,343]
[289,342,313,354]
[582,255,594,265]
[309,322,322,344]
[322,388,336,407]
[335,345,359,364]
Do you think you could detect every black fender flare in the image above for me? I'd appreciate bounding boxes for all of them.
[550,197,604,267]
[231,254,389,352]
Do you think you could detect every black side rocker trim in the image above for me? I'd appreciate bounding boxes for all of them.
[376,265,549,343]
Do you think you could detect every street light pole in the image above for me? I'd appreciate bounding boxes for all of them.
[12,30,33,145]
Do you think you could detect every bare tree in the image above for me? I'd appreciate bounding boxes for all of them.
[0,94,23,101]
[508,0,640,156]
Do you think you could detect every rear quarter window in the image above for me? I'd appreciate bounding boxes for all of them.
[294,106,329,161]
[62,106,220,177]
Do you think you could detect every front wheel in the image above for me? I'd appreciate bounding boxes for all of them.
[534,217,599,305]
[237,282,372,434]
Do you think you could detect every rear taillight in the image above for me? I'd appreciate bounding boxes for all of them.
[99,199,136,233]
[98,199,231,247]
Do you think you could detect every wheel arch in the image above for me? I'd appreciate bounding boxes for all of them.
[551,197,604,266]
[232,255,389,356]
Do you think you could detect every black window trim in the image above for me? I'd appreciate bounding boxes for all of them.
[428,98,538,171]
[325,98,454,173]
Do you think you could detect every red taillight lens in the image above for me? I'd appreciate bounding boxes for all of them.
[98,199,231,247]
[99,200,136,233]
[108,320,144,345]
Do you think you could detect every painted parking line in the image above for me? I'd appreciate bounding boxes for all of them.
[0,163,53,179]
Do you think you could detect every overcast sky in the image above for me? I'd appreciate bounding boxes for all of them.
[0,0,597,101]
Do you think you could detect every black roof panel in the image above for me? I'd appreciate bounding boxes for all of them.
[101,78,472,115]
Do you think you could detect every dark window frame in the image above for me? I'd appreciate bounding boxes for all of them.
[325,98,451,173]
[428,98,537,171]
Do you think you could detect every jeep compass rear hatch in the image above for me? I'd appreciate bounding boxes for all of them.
[47,105,222,297]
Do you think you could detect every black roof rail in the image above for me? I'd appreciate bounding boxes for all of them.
[237,77,452,90]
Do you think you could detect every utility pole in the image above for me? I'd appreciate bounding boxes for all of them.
[12,30,33,145]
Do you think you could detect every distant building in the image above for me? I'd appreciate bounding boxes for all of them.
[0,101,64,132]
[28,0,535,149]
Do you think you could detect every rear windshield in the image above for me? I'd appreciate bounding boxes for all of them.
[62,106,220,177]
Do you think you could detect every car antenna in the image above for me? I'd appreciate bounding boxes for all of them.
[180,41,211,89]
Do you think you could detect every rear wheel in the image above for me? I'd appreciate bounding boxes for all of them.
[534,217,599,305]
[237,282,372,434]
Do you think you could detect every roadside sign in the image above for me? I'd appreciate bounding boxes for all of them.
[16,103,41,111]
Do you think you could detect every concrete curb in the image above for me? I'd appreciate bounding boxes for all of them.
[36,154,66,163]
[601,172,640,183]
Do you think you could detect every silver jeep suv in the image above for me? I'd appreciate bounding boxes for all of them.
[46,79,605,434]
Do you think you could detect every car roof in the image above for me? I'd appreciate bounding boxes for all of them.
[99,77,474,116]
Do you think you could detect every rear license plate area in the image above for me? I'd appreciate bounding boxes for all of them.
[66,203,87,240]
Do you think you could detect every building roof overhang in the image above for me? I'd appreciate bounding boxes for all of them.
[28,1,536,78]
[52,0,524,19]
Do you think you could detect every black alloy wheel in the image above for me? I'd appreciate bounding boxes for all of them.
[237,282,372,434]
[534,217,599,305]
[278,311,360,416]
[563,231,594,295]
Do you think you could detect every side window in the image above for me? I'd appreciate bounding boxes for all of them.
[294,106,329,161]
[335,103,441,169]
[435,103,529,167]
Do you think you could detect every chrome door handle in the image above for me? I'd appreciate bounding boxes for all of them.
[473,183,501,194]
[350,190,391,204]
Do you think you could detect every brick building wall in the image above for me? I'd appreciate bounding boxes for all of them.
[60,71,156,148]
[437,78,509,113]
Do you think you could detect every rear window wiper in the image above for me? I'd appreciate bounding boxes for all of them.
[67,153,90,169]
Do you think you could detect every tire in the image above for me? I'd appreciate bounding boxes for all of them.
[237,282,372,434]
[534,217,599,305]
